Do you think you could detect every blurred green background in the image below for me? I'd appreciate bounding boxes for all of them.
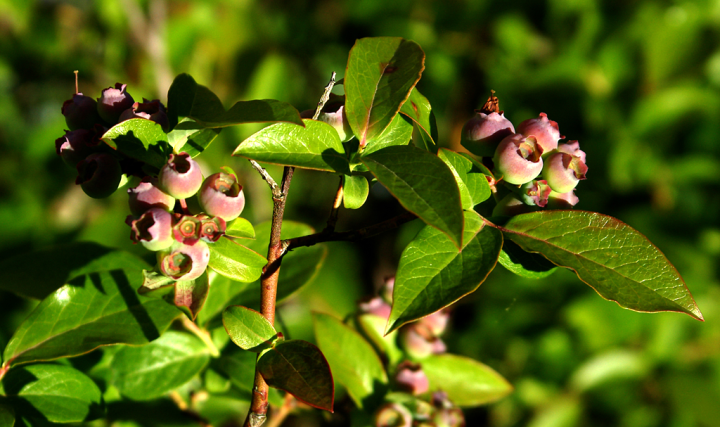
[1,0,720,425]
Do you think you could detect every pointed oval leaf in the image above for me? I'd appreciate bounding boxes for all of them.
[387,211,502,334]
[195,273,251,327]
[223,306,278,353]
[178,128,222,157]
[421,354,513,407]
[225,217,256,239]
[0,364,103,423]
[102,119,172,169]
[501,210,703,320]
[0,242,150,300]
[360,114,414,157]
[257,340,334,412]
[110,331,211,400]
[167,73,303,128]
[208,236,268,283]
[498,240,557,279]
[399,88,437,150]
[438,149,492,209]
[344,37,425,147]
[343,175,370,210]
[0,404,13,427]
[2,270,180,367]
[313,313,387,409]
[233,119,349,173]
[361,145,464,248]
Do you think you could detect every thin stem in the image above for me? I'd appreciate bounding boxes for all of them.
[312,72,337,120]
[323,176,344,233]
[74,70,79,94]
[249,159,282,200]
[179,198,190,215]
[181,316,220,357]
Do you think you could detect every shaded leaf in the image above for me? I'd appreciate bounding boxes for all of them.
[344,37,425,146]
[0,364,103,423]
[313,313,387,409]
[233,120,350,174]
[498,240,557,279]
[110,331,210,400]
[355,314,403,367]
[173,271,210,320]
[343,175,370,210]
[225,218,255,239]
[422,353,513,407]
[257,340,334,412]
[102,119,172,169]
[500,211,704,320]
[399,88,437,151]
[361,113,414,157]
[167,119,222,157]
[438,149,492,209]
[195,273,252,327]
[208,236,267,283]
[166,73,303,128]
[212,347,284,406]
[0,404,13,427]
[223,306,278,353]
[387,211,502,334]
[139,269,176,296]
[2,270,180,367]
[0,242,149,300]
[361,145,464,248]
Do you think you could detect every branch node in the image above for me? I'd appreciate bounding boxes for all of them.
[312,71,337,120]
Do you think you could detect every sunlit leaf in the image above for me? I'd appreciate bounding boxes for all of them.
[438,149,492,209]
[225,218,255,239]
[102,119,172,169]
[343,175,370,210]
[223,306,278,353]
[208,236,267,283]
[399,88,437,151]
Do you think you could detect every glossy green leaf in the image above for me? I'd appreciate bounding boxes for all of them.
[422,353,513,407]
[212,347,284,406]
[361,145,464,248]
[0,242,150,300]
[343,175,370,210]
[208,236,267,283]
[2,270,180,367]
[313,313,387,409]
[172,271,210,320]
[195,273,251,327]
[399,88,437,150]
[166,73,303,128]
[387,211,502,334]
[233,119,350,173]
[167,119,222,157]
[355,314,403,367]
[501,210,704,320]
[0,404,13,427]
[498,240,557,279]
[438,148,492,209]
[225,218,255,239]
[110,331,210,400]
[258,339,334,412]
[0,364,103,423]
[223,306,278,352]
[344,37,425,147]
[102,119,172,169]
[361,113,414,156]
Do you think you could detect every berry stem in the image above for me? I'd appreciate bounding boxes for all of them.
[73,70,79,94]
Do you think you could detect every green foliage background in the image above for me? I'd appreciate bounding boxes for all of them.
[1,0,719,425]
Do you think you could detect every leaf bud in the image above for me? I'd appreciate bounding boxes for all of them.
[62,93,103,130]
[127,177,176,216]
[157,240,210,281]
[541,151,587,194]
[517,113,562,153]
[126,208,174,251]
[198,172,246,222]
[460,111,515,157]
[158,152,203,199]
[119,98,170,132]
[75,153,122,199]
[395,361,430,395]
[97,83,135,124]
[493,134,544,185]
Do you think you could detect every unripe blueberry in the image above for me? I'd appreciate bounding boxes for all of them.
[418,309,450,337]
[434,408,465,427]
[75,153,122,199]
[519,179,552,207]
[395,361,430,395]
[172,214,202,246]
[158,152,203,199]
[557,140,586,163]
[55,129,96,167]
[300,96,353,142]
[491,193,539,217]
[128,178,176,216]
[547,189,579,209]
[198,172,245,222]
[374,403,412,427]
[358,296,391,319]
[62,93,103,130]
[493,134,544,185]
[157,240,210,281]
[119,99,170,132]
[97,83,135,124]
[126,208,174,251]
[196,214,227,243]
[542,151,588,193]
[517,113,562,153]
[460,111,515,157]
[400,323,446,359]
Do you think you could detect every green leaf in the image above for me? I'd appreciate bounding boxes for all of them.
[500,211,704,320]
[195,273,252,327]
[208,236,267,283]
[257,340,334,412]
[313,313,387,409]
[421,353,513,407]
[361,145,464,248]
[172,271,210,320]
[102,119,172,169]
[498,240,557,279]
[110,331,211,400]
[166,73,303,128]
[167,118,222,157]
[223,306,278,353]
[139,269,176,296]
[233,120,350,173]
[437,149,492,209]
[387,211,502,334]
[225,218,255,239]
[0,404,13,427]
[355,314,403,367]
[344,37,425,147]
[212,347,284,406]
[2,270,180,367]
[0,242,150,300]
[360,113,414,157]
[343,175,370,210]
[0,364,103,423]
[399,87,437,151]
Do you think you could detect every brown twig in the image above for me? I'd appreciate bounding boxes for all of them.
[249,159,282,200]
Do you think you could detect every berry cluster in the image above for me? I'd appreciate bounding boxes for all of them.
[461,93,588,216]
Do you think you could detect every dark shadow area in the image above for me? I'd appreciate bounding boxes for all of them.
[110,269,160,342]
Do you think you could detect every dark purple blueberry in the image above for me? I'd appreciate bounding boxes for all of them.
[119,98,170,132]
[62,93,103,130]
[97,83,135,124]
[75,153,122,199]
[55,129,96,167]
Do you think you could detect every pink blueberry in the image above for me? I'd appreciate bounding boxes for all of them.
[97,83,135,124]
[127,178,176,216]
[542,151,588,193]
[517,112,562,153]
[127,208,174,251]
[460,111,515,157]
[198,172,246,221]
[157,240,210,281]
[158,152,203,199]
[493,134,544,185]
